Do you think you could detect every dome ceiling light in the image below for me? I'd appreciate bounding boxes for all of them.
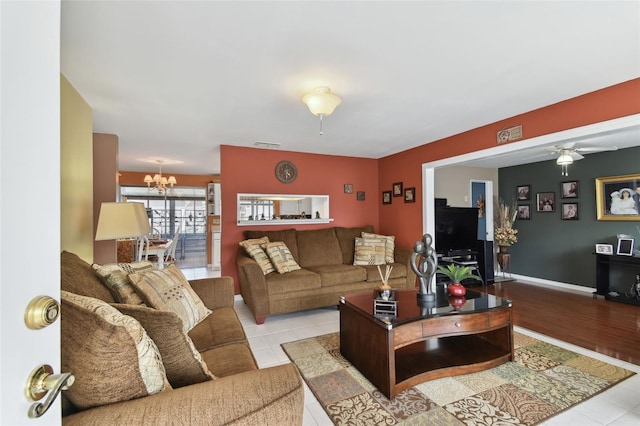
[302,87,342,135]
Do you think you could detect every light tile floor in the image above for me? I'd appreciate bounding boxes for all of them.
[180,268,640,425]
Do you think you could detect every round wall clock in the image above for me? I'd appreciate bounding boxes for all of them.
[275,160,297,184]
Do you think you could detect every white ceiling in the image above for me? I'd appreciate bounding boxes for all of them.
[60,1,640,176]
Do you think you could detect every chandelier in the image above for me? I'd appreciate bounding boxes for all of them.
[302,87,342,135]
[143,160,177,195]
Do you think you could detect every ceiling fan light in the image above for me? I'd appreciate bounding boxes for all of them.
[302,87,342,116]
[556,154,574,165]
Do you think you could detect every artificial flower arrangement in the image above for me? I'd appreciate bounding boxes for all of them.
[494,198,518,246]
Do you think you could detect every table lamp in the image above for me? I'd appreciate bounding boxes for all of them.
[95,202,151,261]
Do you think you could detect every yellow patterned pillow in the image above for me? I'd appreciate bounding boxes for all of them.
[353,237,387,265]
[93,261,155,305]
[265,241,301,274]
[239,237,274,275]
[128,265,212,332]
[362,232,395,263]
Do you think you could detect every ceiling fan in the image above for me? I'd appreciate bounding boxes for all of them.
[547,143,618,176]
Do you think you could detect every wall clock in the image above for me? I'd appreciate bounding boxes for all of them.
[275,160,297,184]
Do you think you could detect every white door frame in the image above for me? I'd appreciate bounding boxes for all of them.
[470,179,494,242]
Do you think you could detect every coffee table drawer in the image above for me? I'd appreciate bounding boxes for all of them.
[421,313,489,336]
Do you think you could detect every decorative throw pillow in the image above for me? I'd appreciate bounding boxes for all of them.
[115,303,216,388]
[93,261,155,305]
[239,237,275,275]
[128,265,212,332]
[362,232,395,263]
[265,241,301,274]
[60,291,170,410]
[353,237,387,265]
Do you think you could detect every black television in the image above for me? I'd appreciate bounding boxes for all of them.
[435,206,480,257]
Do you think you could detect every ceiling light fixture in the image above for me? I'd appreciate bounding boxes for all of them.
[556,150,574,176]
[302,87,342,135]
[143,160,177,195]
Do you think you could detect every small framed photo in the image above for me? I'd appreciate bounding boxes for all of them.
[561,203,579,220]
[517,205,530,220]
[561,180,579,199]
[595,244,614,255]
[357,191,365,201]
[382,191,392,205]
[595,173,640,221]
[536,192,555,212]
[616,238,634,256]
[344,184,353,194]
[392,182,403,197]
[517,185,531,201]
[404,187,416,203]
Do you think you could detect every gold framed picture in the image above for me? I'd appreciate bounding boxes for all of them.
[595,174,640,221]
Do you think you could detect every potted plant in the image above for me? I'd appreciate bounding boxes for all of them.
[437,264,481,296]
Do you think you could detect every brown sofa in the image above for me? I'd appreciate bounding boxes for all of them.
[60,251,304,425]
[237,226,417,324]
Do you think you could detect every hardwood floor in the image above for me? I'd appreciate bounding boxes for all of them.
[481,280,640,366]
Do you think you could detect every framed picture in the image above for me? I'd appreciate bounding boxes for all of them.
[516,185,531,201]
[392,182,403,197]
[344,184,353,194]
[595,174,640,221]
[561,180,579,199]
[616,238,634,256]
[404,187,416,203]
[536,192,555,212]
[561,202,579,220]
[357,191,365,201]
[595,244,614,255]
[517,205,530,220]
[382,191,392,205]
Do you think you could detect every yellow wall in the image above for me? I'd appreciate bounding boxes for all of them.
[61,75,93,262]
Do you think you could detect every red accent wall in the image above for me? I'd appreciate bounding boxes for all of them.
[379,78,640,251]
[221,146,379,292]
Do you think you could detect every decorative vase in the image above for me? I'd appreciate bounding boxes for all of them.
[448,295,466,309]
[497,245,511,271]
[447,282,466,296]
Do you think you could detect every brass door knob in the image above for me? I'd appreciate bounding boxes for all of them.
[25,364,74,418]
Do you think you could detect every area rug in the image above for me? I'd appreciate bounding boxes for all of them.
[282,332,635,425]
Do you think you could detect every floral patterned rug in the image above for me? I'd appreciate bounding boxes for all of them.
[282,332,634,425]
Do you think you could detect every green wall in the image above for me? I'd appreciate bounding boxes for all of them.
[498,146,639,289]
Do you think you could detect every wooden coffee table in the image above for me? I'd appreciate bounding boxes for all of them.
[339,288,513,399]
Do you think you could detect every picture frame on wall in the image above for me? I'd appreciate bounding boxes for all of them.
[392,182,403,197]
[561,180,579,199]
[595,243,614,255]
[595,174,640,221]
[382,191,392,205]
[517,185,531,201]
[536,192,555,212]
[404,187,416,203]
[357,191,365,201]
[517,205,530,220]
[561,203,579,220]
[344,183,353,194]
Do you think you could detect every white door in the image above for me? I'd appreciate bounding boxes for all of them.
[1,1,62,424]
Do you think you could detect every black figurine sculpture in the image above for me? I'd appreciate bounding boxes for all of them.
[411,233,439,303]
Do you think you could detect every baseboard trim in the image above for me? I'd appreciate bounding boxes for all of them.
[507,273,595,294]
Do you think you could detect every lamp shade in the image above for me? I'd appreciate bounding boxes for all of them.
[302,87,342,116]
[95,202,152,241]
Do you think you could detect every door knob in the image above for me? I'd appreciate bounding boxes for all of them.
[25,364,74,418]
[24,295,60,329]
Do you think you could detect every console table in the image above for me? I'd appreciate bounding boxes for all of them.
[594,253,640,306]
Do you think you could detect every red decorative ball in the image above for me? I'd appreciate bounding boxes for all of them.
[447,282,466,296]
